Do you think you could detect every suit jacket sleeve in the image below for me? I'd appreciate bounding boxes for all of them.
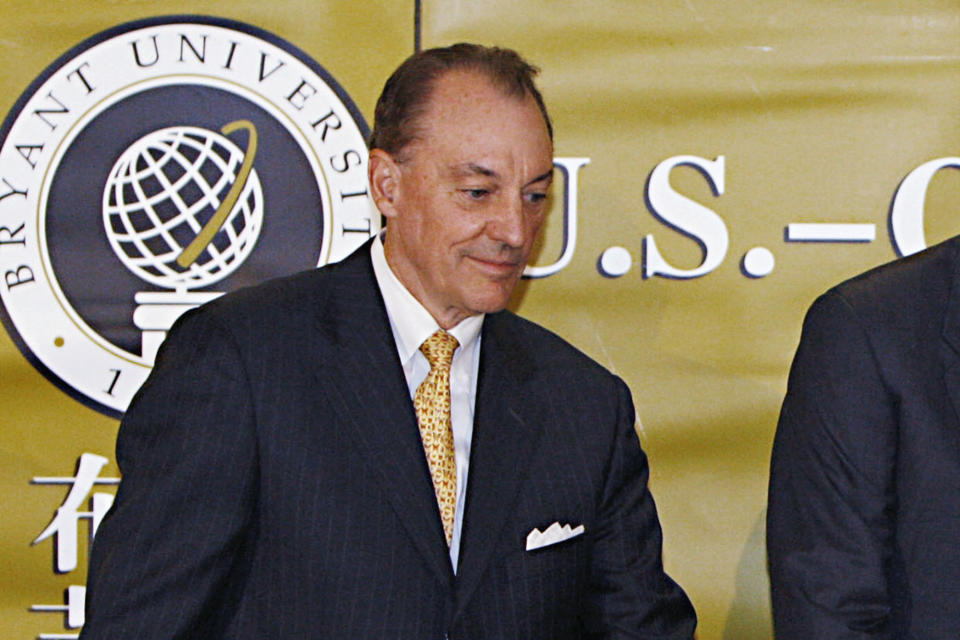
[767,291,898,639]
[582,377,697,639]
[81,306,258,638]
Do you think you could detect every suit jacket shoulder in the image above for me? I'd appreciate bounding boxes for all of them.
[178,243,382,335]
[821,234,959,333]
[483,309,620,387]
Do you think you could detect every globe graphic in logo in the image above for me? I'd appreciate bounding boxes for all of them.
[103,123,263,291]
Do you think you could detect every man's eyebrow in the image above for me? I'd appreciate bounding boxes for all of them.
[447,163,554,186]
[525,168,554,188]
[449,163,498,178]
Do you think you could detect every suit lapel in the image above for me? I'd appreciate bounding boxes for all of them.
[453,312,544,617]
[313,247,454,587]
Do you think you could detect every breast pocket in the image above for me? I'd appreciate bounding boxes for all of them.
[497,523,587,582]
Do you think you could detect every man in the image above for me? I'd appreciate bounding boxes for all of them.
[82,43,695,638]
[768,236,960,639]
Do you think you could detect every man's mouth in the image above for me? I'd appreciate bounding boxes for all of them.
[466,254,523,276]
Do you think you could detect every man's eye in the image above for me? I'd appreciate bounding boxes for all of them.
[526,192,547,204]
[464,188,489,199]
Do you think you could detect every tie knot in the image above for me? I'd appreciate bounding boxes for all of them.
[420,329,459,369]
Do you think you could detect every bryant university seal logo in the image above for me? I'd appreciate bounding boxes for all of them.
[0,16,376,417]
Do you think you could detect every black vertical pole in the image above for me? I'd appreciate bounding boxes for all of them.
[414,0,422,52]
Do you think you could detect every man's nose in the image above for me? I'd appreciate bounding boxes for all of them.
[486,196,526,248]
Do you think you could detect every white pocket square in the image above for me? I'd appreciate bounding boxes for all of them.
[525,522,585,551]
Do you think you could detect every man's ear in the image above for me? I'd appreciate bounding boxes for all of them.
[368,148,402,220]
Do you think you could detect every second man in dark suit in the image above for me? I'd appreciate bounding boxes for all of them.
[769,236,960,639]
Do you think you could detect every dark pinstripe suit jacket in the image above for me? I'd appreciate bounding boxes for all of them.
[81,244,695,639]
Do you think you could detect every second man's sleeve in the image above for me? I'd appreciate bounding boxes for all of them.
[767,291,898,640]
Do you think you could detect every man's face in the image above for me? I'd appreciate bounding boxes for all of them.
[372,70,554,329]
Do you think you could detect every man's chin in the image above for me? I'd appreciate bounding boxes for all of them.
[465,283,520,315]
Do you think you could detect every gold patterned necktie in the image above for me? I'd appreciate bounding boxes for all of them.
[415,329,460,546]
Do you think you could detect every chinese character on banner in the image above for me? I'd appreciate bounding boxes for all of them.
[30,453,120,639]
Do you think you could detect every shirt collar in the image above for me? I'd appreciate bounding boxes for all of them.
[370,233,483,365]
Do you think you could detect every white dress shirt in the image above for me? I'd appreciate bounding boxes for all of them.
[370,235,482,572]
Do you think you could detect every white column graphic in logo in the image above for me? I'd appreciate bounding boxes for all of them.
[102,120,263,363]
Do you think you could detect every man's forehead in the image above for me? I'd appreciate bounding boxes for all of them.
[397,68,554,179]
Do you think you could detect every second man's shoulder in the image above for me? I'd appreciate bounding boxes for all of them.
[805,234,960,338]
[826,234,960,312]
